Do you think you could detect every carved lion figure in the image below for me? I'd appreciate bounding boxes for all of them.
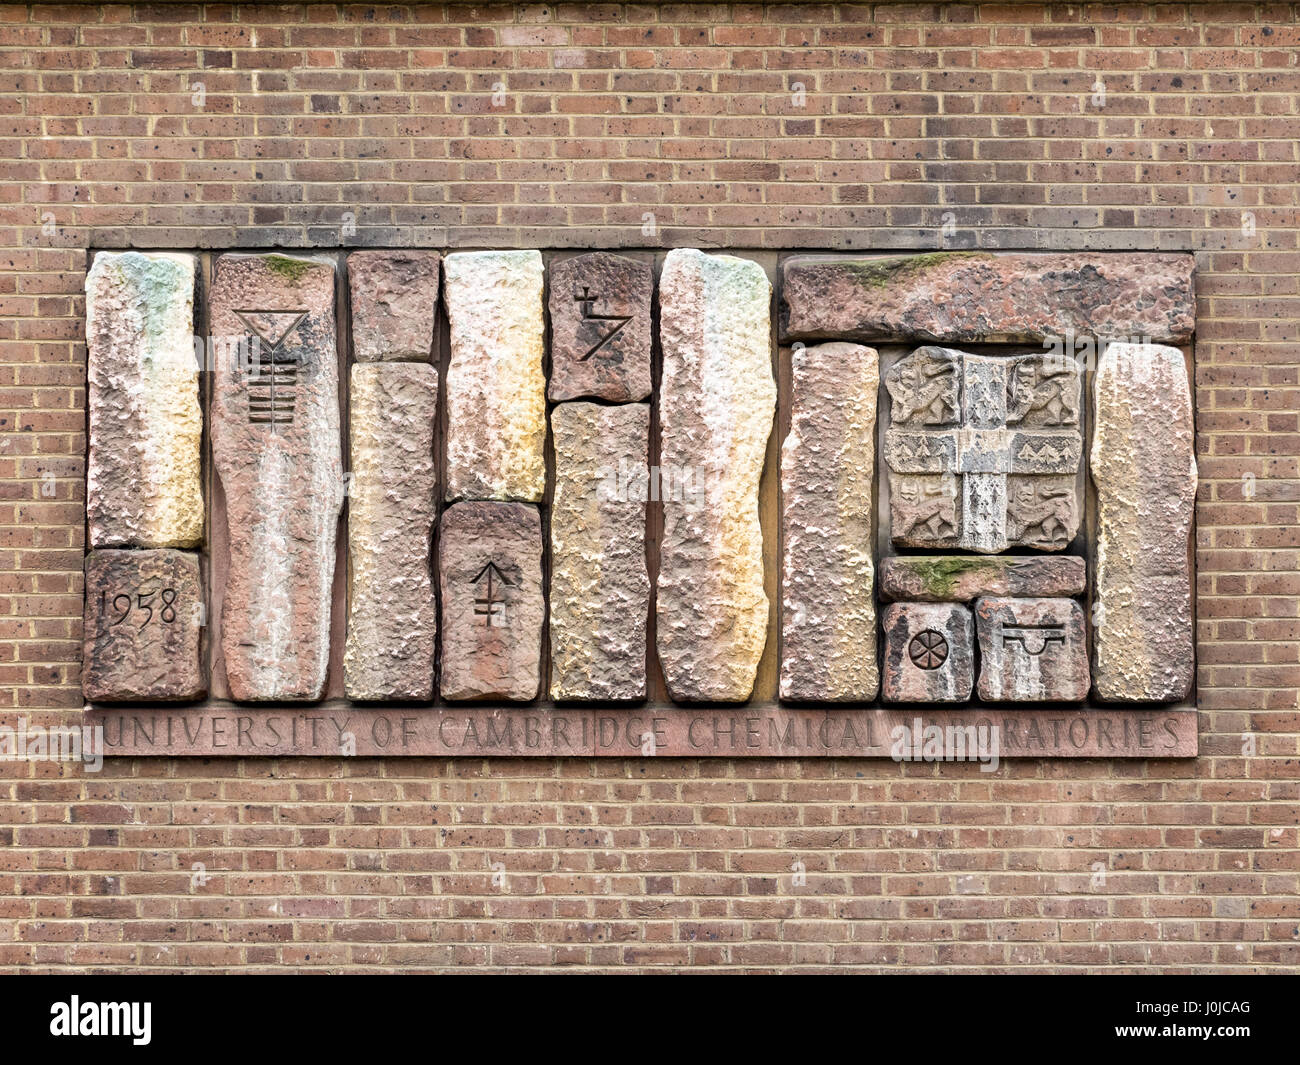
[1006,356,1079,427]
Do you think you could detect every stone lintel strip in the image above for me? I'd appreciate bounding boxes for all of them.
[880,555,1088,602]
[780,251,1195,344]
[86,706,1199,758]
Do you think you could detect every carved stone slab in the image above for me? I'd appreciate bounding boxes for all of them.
[548,252,653,402]
[86,252,203,548]
[91,705,1198,758]
[210,254,343,702]
[975,597,1089,702]
[343,363,438,701]
[656,249,775,702]
[82,549,205,702]
[781,342,879,702]
[780,252,1196,344]
[549,402,650,701]
[443,250,546,501]
[880,555,1088,602]
[347,250,440,362]
[881,602,974,703]
[1092,343,1197,702]
[885,346,1082,553]
[438,501,544,702]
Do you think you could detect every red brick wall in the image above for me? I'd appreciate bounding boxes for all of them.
[2,2,1297,972]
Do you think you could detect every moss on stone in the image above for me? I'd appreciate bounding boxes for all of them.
[902,555,1004,598]
[841,251,991,290]
[263,254,314,282]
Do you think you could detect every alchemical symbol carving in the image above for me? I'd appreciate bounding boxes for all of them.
[471,561,511,628]
[574,285,632,360]
[1001,623,1066,656]
[234,309,308,430]
[908,629,949,670]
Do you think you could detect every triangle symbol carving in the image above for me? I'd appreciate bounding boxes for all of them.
[234,309,308,352]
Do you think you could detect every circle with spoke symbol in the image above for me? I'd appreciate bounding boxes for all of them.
[908,629,949,670]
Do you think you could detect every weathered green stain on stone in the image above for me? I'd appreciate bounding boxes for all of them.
[903,556,1004,599]
[263,254,315,282]
[840,251,991,290]
[111,252,194,354]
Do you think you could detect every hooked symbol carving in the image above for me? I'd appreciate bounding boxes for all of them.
[574,285,632,360]
[1001,623,1066,656]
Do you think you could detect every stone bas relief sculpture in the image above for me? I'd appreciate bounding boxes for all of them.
[884,346,1083,554]
[81,248,1198,740]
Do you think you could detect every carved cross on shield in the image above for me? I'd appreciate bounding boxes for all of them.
[884,346,1083,553]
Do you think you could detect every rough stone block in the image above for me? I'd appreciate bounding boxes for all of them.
[443,250,546,501]
[209,253,343,702]
[780,342,879,702]
[82,549,205,702]
[347,250,440,361]
[549,402,650,701]
[886,346,1082,553]
[975,597,1089,702]
[343,363,438,701]
[548,252,653,402]
[86,251,203,548]
[780,252,1196,344]
[880,555,1087,602]
[438,501,544,702]
[656,249,775,702]
[1092,342,1197,702]
[881,602,973,703]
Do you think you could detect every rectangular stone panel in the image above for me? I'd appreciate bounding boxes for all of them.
[209,253,343,702]
[881,602,973,703]
[82,549,205,702]
[548,252,653,402]
[86,251,203,548]
[443,250,546,501]
[347,250,440,362]
[885,346,1081,553]
[780,342,879,702]
[975,597,1089,702]
[343,363,438,701]
[1092,343,1197,702]
[656,249,775,702]
[438,501,544,702]
[780,252,1195,344]
[880,555,1087,602]
[549,402,650,701]
[90,705,1198,758]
